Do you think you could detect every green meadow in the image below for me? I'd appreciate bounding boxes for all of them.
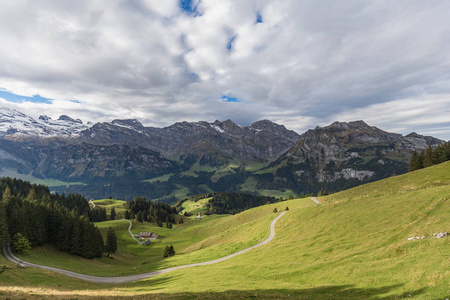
[92,199,127,217]
[0,162,449,299]
[0,168,85,188]
[180,197,211,214]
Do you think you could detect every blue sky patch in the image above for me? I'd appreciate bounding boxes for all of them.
[227,36,237,51]
[179,0,200,16]
[0,89,52,104]
[256,12,263,23]
[221,95,242,103]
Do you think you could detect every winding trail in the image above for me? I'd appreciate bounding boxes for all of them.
[2,212,286,284]
[124,219,142,244]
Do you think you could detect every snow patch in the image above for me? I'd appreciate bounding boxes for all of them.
[211,124,224,133]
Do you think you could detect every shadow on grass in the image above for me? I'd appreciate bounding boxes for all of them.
[0,283,431,299]
[123,284,428,300]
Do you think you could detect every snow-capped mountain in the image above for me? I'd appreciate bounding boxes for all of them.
[0,107,90,138]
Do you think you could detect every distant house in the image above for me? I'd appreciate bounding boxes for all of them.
[138,232,158,239]
[196,213,202,220]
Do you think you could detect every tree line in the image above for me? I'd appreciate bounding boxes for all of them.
[409,143,450,172]
[124,197,181,227]
[206,192,279,214]
[0,178,107,259]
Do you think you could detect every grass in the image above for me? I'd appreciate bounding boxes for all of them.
[13,198,305,277]
[181,197,212,214]
[1,162,449,299]
[92,199,127,218]
[0,168,85,187]
[240,176,296,198]
[142,173,173,183]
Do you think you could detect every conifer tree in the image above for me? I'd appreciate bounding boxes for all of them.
[169,244,175,256]
[70,222,82,256]
[423,146,434,168]
[136,211,143,222]
[12,233,31,254]
[163,245,170,258]
[26,188,38,202]
[110,207,116,220]
[0,204,9,248]
[163,244,175,258]
[409,151,420,171]
[105,227,117,258]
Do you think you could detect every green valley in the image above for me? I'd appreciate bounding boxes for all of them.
[1,162,449,299]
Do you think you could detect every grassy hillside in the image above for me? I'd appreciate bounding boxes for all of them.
[0,168,85,187]
[92,199,127,218]
[181,197,212,214]
[1,162,449,299]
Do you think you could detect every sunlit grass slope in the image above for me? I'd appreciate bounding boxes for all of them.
[92,199,127,217]
[12,197,310,277]
[181,197,211,214]
[1,162,449,299]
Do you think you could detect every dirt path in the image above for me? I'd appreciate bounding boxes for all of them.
[89,200,95,210]
[123,219,144,244]
[2,212,286,284]
[311,197,321,204]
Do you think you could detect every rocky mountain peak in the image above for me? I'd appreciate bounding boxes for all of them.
[58,115,83,124]
[0,107,89,138]
[325,120,370,131]
[111,119,144,129]
[250,119,276,128]
[405,132,420,138]
[396,132,445,152]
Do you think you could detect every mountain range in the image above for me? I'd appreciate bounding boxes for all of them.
[0,107,445,202]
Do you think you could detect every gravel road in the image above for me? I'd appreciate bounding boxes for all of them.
[3,211,286,284]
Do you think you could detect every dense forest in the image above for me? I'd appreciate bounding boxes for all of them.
[409,143,450,171]
[206,192,280,214]
[51,168,252,203]
[124,197,181,227]
[0,177,104,259]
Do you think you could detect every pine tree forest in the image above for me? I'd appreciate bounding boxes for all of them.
[409,142,450,172]
[0,177,104,259]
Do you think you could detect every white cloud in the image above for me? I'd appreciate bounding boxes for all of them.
[0,0,449,140]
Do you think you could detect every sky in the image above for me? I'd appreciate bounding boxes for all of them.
[0,0,449,140]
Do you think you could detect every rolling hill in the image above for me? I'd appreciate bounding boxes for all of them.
[1,161,448,299]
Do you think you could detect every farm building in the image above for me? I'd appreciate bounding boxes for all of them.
[139,232,158,239]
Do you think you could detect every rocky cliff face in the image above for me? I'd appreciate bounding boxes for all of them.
[0,139,176,181]
[79,118,300,164]
[262,121,445,193]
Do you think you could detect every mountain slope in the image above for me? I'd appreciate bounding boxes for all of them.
[0,107,90,138]
[0,139,177,181]
[1,162,448,299]
[79,118,300,164]
[0,107,446,201]
[252,120,445,195]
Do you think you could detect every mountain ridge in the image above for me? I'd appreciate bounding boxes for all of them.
[0,107,446,201]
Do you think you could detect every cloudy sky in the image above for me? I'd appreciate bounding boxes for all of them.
[1,0,449,140]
